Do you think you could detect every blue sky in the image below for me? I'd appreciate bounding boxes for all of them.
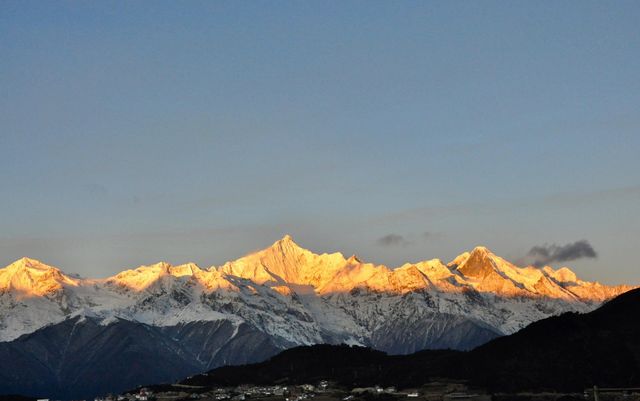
[1,1,639,283]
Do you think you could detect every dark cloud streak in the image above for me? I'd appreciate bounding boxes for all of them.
[376,234,408,247]
[527,240,597,267]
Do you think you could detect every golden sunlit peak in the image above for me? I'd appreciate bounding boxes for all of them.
[470,246,493,255]
[276,234,296,244]
[268,234,305,253]
[109,261,204,291]
[122,261,202,278]
[0,256,78,296]
[149,261,172,271]
[7,257,56,272]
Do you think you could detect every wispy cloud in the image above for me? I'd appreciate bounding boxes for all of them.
[423,231,444,240]
[376,231,442,247]
[376,234,409,247]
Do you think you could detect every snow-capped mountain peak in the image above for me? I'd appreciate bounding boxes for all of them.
[108,262,191,290]
[0,238,635,347]
[456,246,499,278]
[448,251,471,268]
[544,266,579,284]
[0,257,79,296]
[219,235,348,288]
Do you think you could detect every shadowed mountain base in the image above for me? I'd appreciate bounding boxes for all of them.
[183,288,640,393]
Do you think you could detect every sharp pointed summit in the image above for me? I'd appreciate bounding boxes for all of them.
[279,234,295,243]
[471,245,493,254]
[268,234,307,255]
[219,235,347,287]
[456,246,499,279]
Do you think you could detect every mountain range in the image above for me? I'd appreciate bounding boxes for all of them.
[0,235,634,398]
[185,286,640,393]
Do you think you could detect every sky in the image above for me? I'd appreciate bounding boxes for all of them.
[1,1,639,284]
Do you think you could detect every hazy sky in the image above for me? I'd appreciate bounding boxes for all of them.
[1,1,639,284]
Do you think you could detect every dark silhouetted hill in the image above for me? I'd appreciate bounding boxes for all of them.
[183,288,640,392]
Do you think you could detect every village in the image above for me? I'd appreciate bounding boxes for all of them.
[95,380,496,401]
[91,382,640,401]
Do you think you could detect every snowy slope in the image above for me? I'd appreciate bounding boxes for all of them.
[0,236,634,354]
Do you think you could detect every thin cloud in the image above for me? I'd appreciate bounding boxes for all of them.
[377,234,408,247]
[526,240,597,267]
[373,185,640,225]
[422,231,444,240]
